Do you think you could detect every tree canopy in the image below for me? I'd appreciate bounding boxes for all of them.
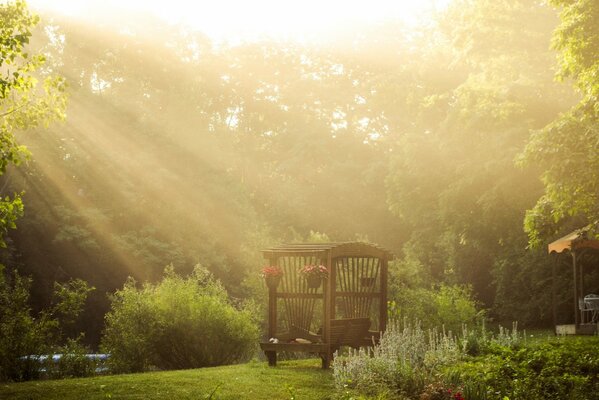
[520,0,599,246]
[0,0,66,246]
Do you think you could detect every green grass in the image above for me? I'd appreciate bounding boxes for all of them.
[0,359,335,400]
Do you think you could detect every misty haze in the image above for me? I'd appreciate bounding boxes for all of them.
[1,0,598,398]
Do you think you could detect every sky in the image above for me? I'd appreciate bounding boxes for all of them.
[27,0,451,42]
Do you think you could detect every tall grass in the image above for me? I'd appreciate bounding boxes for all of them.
[332,319,525,399]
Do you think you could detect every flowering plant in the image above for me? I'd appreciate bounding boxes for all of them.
[299,264,328,278]
[447,389,464,400]
[261,266,283,278]
[419,383,466,400]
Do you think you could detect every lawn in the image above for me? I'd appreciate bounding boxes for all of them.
[0,359,335,400]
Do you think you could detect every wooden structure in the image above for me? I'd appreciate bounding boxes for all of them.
[259,242,391,368]
[548,227,599,335]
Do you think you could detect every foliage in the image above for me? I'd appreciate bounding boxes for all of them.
[490,245,583,327]
[0,0,66,247]
[460,321,524,357]
[519,0,599,245]
[51,278,95,333]
[388,284,483,334]
[385,0,573,317]
[101,265,259,373]
[445,337,599,400]
[0,266,53,381]
[0,265,93,382]
[520,109,599,247]
[0,1,80,381]
[334,319,594,400]
[551,0,599,103]
[43,337,98,379]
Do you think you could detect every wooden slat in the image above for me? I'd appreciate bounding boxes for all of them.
[268,255,277,339]
[259,342,328,353]
[279,257,295,330]
[358,257,366,316]
[262,242,393,259]
[264,251,327,258]
[346,257,355,317]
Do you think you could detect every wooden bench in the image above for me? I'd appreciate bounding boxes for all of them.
[260,318,376,368]
[329,317,373,351]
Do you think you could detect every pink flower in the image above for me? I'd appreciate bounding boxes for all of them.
[299,264,328,277]
[261,266,283,278]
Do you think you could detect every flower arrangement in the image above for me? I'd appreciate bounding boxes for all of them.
[261,266,283,278]
[262,266,283,289]
[299,264,328,278]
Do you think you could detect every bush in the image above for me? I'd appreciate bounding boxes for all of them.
[102,265,259,373]
[44,337,98,379]
[445,337,599,400]
[0,266,93,382]
[388,284,482,334]
[0,269,51,381]
[460,321,524,357]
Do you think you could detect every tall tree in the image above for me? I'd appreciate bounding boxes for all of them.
[0,0,66,246]
[520,0,599,246]
[385,0,576,317]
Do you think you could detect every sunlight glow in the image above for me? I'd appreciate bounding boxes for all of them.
[28,0,451,42]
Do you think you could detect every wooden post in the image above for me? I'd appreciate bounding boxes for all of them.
[579,251,585,310]
[267,256,278,366]
[552,254,557,333]
[268,286,277,338]
[266,350,277,367]
[573,251,579,328]
[379,257,388,333]
[322,250,333,368]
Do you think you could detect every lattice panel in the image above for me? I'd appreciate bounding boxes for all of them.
[277,255,324,333]
[335,256,380,319]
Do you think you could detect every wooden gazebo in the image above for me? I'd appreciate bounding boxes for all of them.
[259,242,392,368]
[549,227,599,335]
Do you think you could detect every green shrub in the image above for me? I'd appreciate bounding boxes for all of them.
[460,321,524,356]
[388,284,482,334]
[102,265,259,373]
[44,337,97,379]
[445,337,599,400]
[0,269,49,381]
[0,266,92,382]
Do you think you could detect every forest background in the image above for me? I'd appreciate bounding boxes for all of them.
[1,0,598,348]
